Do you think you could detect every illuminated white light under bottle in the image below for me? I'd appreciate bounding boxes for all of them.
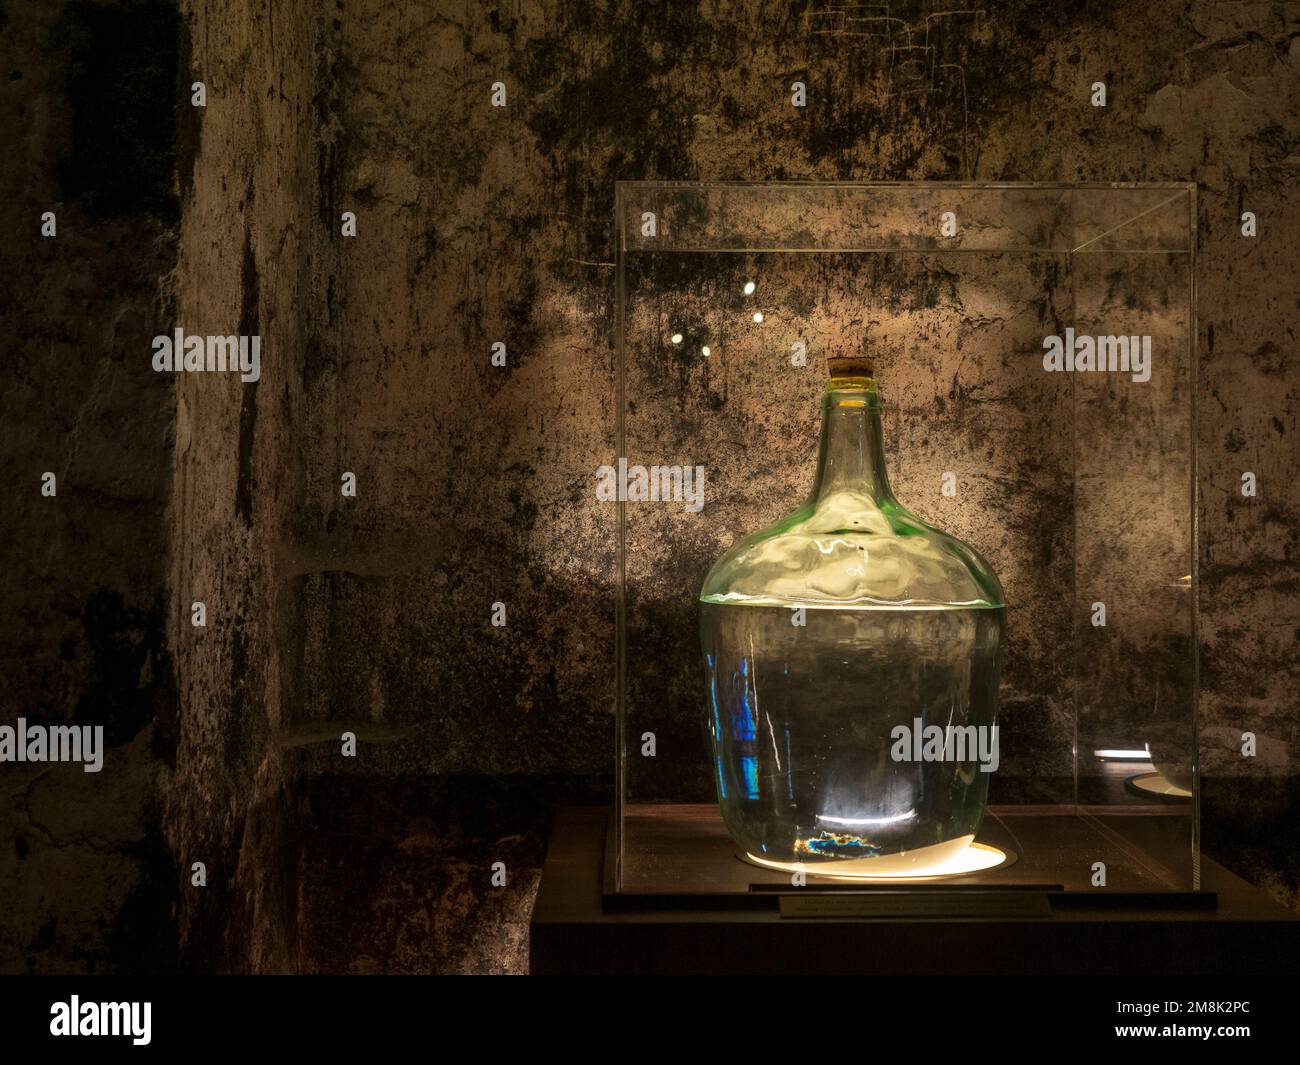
[745,838,1007,879]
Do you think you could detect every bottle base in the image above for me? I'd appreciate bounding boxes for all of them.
[740,836,1011,880]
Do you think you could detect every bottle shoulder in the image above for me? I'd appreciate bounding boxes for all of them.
[699,488,1005,609]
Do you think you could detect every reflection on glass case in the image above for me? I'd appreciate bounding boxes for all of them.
[613,182,1197,898]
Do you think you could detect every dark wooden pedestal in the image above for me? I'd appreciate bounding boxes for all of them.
[529,807,1300,975]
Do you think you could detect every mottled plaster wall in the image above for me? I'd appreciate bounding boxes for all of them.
[7,0,1295,975]
[163,0,325,972]
[161,0,1298,974]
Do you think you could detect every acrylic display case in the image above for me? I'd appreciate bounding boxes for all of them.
[612,181,1198,899]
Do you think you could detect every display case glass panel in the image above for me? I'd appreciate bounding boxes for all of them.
[613,181,1197,896]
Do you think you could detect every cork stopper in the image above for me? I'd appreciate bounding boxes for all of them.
[827,354,875,378]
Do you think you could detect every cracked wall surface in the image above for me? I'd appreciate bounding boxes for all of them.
[4,0,1299,974]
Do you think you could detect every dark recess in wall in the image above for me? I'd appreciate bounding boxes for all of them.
[71,587,169,746]
[55,0,180,221]
[235,225,260,525]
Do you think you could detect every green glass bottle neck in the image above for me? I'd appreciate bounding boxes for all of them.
[810,376,895,504]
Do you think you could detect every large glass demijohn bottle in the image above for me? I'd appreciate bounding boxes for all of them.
[699,354,1006,876]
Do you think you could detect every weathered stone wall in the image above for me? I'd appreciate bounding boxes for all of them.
[164,0,1297,972]
[5,0,1298,974]
[0,0,180,973]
